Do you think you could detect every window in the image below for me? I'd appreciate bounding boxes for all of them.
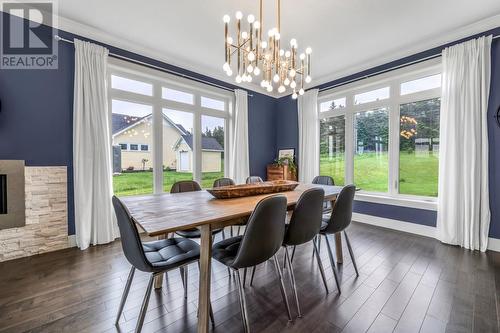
[401,74,441,95]
[354,108,389,192]
[354,87,390,105]
[162,87,194,105]
[201,115,225,188]
[111,75,153,96]
[108,60,231,197]
[201,96,225,111]
[320,116,345,185]
[318,61,441,202]
[320,97,346,112]
[399,98,440,196]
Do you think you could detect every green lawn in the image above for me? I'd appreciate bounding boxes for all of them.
[113,170,224,196]
[320,152,438,197]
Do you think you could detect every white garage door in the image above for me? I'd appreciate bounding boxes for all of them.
[179,151,190,171]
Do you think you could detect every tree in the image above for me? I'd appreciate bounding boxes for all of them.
[203,126,225,148]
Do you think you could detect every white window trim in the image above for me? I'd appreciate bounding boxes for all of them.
[108,57,234,193]
[318,59,441,210]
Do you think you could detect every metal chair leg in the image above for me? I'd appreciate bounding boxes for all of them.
[324,234,341,294]
[237,226,241,235]
[250,266,256,286]
[115,266,135,325]
[344,231,359,276]
[290,246,296,263]
[183,266,188,298]
[235,269,250,333]
[284,247,302,318]
[273,254,293,322]
[135,273,155,333]
[243,267,247,286]
[312,239,329,295]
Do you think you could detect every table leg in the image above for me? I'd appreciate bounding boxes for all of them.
[197,224,212,333]
[335,233,343,264]
[154,234,166,289]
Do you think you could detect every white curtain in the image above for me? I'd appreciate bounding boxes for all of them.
[73,39,117,250]
[297,89,320,183]
[437,35,492,252]
[229,89,250,184]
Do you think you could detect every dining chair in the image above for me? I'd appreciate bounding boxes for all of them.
[213,177,235,188]
[213,178,242,237]
[318,184,357,294]
[112,196,214,332]
[250,188,331,318]
[171,180,224,240]
[212,195,292,332]
[246,176,264,184]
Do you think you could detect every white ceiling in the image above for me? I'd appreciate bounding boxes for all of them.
[57,0,500,96]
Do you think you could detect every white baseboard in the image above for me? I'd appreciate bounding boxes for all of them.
[352,213,500,252]
[68,235,77,248]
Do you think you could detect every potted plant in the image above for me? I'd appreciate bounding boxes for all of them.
[274,156,297,176]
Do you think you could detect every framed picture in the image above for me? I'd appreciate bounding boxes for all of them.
[278,148,295,159]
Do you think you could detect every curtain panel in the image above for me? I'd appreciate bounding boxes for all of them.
[297,89,320,183]
[229,89,250,184]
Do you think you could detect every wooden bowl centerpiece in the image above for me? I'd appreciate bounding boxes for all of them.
[206,180,300,199]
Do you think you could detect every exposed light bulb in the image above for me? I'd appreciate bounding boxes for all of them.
[253,67,261,75]
[223,15,231,23]
[278,85,286,93]
[305,76,312,83]
[260,80,267,88]
[285,50,291,58]
[267,85,273,92]
[247,75,252,82]
[284,78,290,86]
[223,62,230,72]
[289,69,296,77]
[241,31,248,39]
[273,74,280,83]
[226,69,233,76]
[247,14,255,23]
[292,92,298,99]
[306,47,312,54]
[274,32,281,40]
[235,11,243,20]
[290,80,297,88]
[261,41,268,48]
[290,38,297,47]
[247,64,254,73]
[254,21,260,29]
[235,75,242,83]
[279,49,285,56]
[300,53,306,60]
[299,88,305,95]
[247,51,255,61]
[267,29,274,37]
[227,36,233,44]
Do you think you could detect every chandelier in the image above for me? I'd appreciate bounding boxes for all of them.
[222,0,312,98]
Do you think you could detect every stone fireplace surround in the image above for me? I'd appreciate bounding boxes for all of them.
[0,166,69,262]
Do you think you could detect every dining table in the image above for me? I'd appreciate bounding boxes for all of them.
[120,182,343,333]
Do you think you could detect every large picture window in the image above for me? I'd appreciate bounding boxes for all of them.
[108,58,232,196]
[318,61,441,204]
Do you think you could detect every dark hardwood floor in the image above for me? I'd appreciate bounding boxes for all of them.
[1,222,499,333]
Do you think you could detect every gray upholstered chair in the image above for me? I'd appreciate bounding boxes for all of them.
[171,180,224,240]
[312,175,335,213]
[319,184,357,294]
[212,195,291,332]
[112,196,214,332]
[213,177,235,188]
[245,176,264,184]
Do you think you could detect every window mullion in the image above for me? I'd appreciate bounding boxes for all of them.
[193,95,202,183]
[152,85,163,194]
[345,92,355,184]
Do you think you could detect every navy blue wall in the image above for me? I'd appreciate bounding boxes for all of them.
[276,28,500,236]
[0,13,277,235]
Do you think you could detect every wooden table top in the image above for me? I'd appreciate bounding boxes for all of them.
[120,183,343,236]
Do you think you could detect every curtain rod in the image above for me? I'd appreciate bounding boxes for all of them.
[54,35,254,97]
[318,34,500,93]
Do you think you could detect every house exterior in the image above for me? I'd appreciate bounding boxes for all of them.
[112,113,223,172]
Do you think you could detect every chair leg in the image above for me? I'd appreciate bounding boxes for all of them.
[237,226,241,235]
[235,269,250,333]
[290,246,296,263]
[312,239,329,295]
[115,266,135,325]
[249,266,256,286]
[135,273,155,333]
[284,247,302,318]
[183,266,188,298]
[344,231,359,277]
[324,235,341,294]
[273,254,293,322]
[243,267,247,286]
[230,226,234,237]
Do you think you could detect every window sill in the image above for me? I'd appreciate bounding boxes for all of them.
[354,192,437,211]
